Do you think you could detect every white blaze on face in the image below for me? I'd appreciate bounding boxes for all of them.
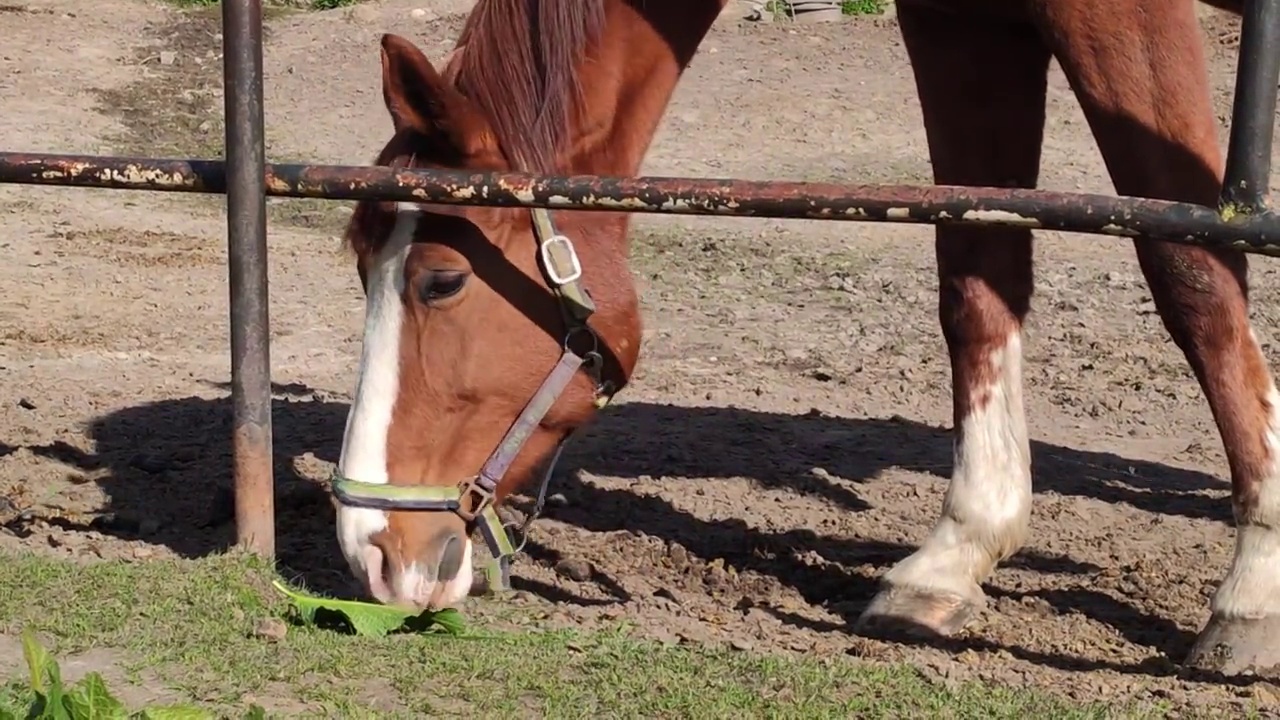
[335,202,418,592]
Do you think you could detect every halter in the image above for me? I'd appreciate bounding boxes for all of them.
[329,206,613,593]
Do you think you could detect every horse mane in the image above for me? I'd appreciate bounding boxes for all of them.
[452,0,607,173]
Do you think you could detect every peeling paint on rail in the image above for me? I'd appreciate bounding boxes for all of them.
[4,151,1280,256]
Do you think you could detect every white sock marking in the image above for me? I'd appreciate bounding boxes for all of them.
[884,333,1032,599]
[1213,330,1280,619]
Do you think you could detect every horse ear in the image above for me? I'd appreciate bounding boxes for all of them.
[379,34,483,155]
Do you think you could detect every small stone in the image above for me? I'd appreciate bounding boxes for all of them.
[730,638,753,651]
[348,3,377,22]
[158,51,177,66]
[547,493,568,508]
[667,543,690,567]
[17,398,35,410]
[410,7,436,19]
[554,558,593,582]
[703,564,730,589]
[90,512,141,534]
[253,617,287,642]
[654,587,682,604]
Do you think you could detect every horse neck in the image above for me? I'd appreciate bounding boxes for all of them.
[563,0,728,176]
[544,1,726,388]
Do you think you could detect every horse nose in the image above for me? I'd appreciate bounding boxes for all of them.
[368,524,471,611]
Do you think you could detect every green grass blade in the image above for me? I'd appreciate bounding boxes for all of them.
[20,629,52,695]
[136,706,216,720]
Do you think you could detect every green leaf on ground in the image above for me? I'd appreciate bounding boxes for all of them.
[270,579,466,637]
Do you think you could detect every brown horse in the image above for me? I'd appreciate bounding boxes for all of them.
[331,0,1276,675]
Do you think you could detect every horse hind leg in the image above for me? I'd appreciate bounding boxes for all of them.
[855,4,1051,637]
[1040,0,1280,673]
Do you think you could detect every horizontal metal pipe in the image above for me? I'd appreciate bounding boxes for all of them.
[5,151,1280,256]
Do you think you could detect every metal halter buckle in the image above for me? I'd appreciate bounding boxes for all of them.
[538,233,583,286]
[455,477,495,522]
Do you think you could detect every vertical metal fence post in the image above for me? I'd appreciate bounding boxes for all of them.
[1220,0,1280,214]
[222,0,275,556]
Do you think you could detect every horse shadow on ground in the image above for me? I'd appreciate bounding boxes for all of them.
[4,384,1233,678]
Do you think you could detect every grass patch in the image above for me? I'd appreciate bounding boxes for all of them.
[4,629,241,719]
[306,0,363,9]
[841,0,888,15]
[762,0,889,19]
[93,12,226,160]
[0,545,1177,712]
[0,549,1174,718]
[94,6,360,235]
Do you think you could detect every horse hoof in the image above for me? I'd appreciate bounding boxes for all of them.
[1184,614,1280,676]
[854,584,981,639]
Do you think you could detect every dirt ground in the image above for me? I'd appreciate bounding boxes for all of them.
[2,0,1279,713]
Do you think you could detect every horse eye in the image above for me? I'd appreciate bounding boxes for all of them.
[418,270,468,303]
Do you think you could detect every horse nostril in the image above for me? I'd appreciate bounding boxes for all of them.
[381,554,395,596]
[362,543,394,603]
[436,532,465,581]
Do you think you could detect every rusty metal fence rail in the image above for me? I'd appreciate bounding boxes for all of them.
[6,154,1280,252]
[2,0,1280,558]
